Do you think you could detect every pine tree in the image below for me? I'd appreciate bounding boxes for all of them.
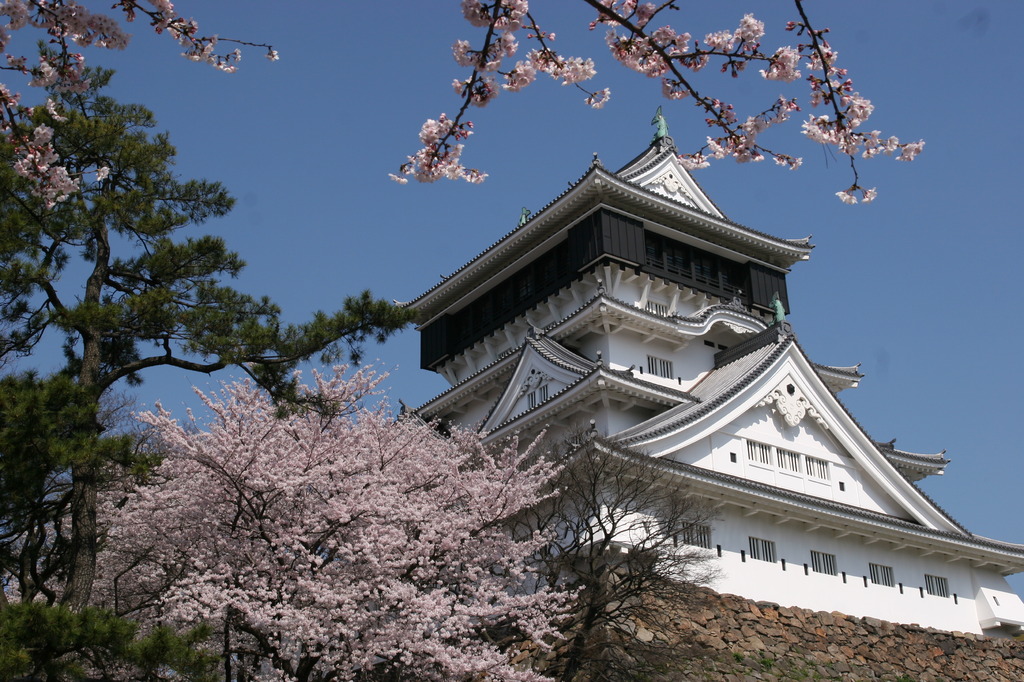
[0,70,411,611]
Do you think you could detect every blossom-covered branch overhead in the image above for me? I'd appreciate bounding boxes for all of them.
[393,0,924,203]
[0,1,922,205]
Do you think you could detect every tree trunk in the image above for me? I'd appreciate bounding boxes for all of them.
[61,219,109,611]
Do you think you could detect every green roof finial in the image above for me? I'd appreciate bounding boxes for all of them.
[518,207,530,227]
[770,291,787,324]
[651,106,669,143]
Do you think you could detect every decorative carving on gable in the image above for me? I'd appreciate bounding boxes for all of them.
[519,369,553,395]
[757,381,828,430]
[660,173,682,194]
[650,172,694,205]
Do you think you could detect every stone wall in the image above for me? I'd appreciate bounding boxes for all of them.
[659,589,1024,681]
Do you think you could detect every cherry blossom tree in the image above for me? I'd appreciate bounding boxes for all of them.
[394,0,923,203]
[99,368,565,682]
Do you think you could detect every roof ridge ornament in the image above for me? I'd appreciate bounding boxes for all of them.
[518,207,530,226]
[770,291,787,323]
[651,106,669,143]
[651,106,676,153]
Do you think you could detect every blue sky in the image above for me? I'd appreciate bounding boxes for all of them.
[22,2,1024,590]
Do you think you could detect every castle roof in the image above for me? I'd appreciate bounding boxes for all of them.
[407,140,813,325]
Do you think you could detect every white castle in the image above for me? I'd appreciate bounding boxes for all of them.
[404,131,1024,636]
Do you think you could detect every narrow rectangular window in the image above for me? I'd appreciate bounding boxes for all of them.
[645,235,664,269]
[645,301,669,316]
[776,448,801,472]
[925,574,949,598]
[747,441,772,466]
[810,550,837,576]
[693,254,718,285]
[665,243,690,276]
[646,355,673,379]
[869,563,895,587]
[526,385,548,410]
[748,536,776,563]
[679,524,712,549]
[806,456,830,480]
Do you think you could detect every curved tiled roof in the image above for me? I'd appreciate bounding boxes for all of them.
[406,161,604,310]
[646,455,1024,558]
[486,365,699,435]
[614,139,813,247]
[407,145,813,319]
[614,136,727,217]
[525,330,597,374]
[543,289,769,344]
[611,322,972,537]
[812,362,864,379]
[415,346,519,413]
[587,439,1024,560]
[876,440,949,465]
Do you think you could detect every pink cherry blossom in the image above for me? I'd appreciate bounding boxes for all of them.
[394,1,922,201]
[735,14,765,44]
[0,1,277,204]
[761,46,801,82]
[898,140,925,161]
[99,367,566,682]
[836,189,858,205]
[585,87,611,108]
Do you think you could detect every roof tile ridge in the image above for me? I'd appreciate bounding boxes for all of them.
[407,163,605,307]
[875,440,949,462]
[682,299,765,324]
[602,367,700,403]
[613,137,731,218]
[487,367,599,433]
[813,361,865,378]
[416,343,521,410]
[589,292,768,338]
[543,290,604,333]
[713,321,793,368]
[614,140,678,178]
[787,334,967,534]
[526,329,597,373]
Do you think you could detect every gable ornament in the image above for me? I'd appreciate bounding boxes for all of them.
[757,381,828,430]
[660,172,682,195]
[519,369,553,395]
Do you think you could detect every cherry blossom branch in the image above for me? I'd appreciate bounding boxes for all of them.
[0,1,276,208]
[392,1,604,184]
[395,0,923,203]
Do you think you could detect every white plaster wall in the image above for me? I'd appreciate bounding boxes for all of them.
[603,331,718,390]
[971,572,1024,631]
[604,403,660,435]
[705,505,992,633]
[452,399,495,430]
[706,407,908,517]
